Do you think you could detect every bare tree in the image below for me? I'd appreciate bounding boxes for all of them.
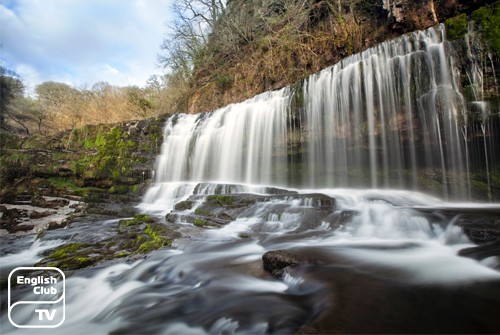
[159,0,226,75]
[0,66,26,132]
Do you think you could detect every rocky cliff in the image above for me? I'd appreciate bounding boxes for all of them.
[185,0,497,113]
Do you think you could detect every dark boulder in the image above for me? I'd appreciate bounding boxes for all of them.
[458,240,500,261]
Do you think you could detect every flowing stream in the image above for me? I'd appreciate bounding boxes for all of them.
[1,24,500,334]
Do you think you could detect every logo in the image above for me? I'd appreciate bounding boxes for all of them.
[8,267,65,328]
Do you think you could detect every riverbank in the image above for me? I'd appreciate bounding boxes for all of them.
[0,116,174,280]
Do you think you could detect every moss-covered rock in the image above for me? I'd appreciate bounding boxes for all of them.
[37,243,97,271]
[445,13,467,40]
[119,214,156,227]
[35,214,181,272]
[1,116,166,206]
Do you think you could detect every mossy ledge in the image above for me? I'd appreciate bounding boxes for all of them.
[36,214,181,272]
[0,116,167,206]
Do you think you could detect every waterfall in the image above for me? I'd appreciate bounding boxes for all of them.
[143,25,497,210]
[4,23,500,335]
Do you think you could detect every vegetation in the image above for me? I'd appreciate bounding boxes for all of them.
[471,1,500,53]
[0,67,174,136]
[119,215,180,254]
[206,195,234,206]
[158,0,462,113]
[1,1,491,130]
[0,117,165,204]
[445,14,467,40]
[119,214,156,227]
[36,215,181,271]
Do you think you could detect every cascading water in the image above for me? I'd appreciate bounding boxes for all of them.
[143,24,497,208]
[2,24,499,335]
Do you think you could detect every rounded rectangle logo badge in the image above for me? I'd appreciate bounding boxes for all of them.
[8,267,65,328]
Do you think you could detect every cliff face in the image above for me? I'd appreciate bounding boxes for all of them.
[185,0,495,114]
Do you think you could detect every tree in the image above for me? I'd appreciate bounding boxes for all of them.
[159,0,226,77]
[36,81,84,131]
[126,86,153,118]
[0,66,25,132]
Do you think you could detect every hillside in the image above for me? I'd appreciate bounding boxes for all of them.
[179,0,496,113]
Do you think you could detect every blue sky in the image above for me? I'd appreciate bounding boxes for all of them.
[0,0,172,92]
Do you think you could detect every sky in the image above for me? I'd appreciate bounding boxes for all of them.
[0,0,172,93]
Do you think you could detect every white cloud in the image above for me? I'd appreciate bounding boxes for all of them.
[0,0,171,89]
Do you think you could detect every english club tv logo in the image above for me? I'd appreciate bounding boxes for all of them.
[8,267,65,328]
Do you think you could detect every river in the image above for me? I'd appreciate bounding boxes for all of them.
[1,23,500,333]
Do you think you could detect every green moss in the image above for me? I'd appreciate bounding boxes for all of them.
[472,2,500,53]
[130,184,141,194]
[115,251,128,258]
[47,243,87,259]
[119,214,155,227]
[56,256,94,270]
[136,224,171,253]
[72,125,140,183]
[445,14,467,40]
[194,208,210,215]
[48,177,81,191]
[109,185,129,194]
[119,216,176,254]
[194,219,207,227]
[48,177,103,200]
[38,242,97,271]
[206,195,234,206]
[74,257,92,265]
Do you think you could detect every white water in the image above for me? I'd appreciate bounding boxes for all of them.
[142,25,497,205]
[0,238,65,274]
[2,24,500,334]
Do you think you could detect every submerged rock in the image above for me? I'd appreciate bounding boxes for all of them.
[262,249,307,277]
[166,191,337,230]
[458,240,500,261]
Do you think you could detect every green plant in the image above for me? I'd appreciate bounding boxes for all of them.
[119,214,155,227]
[46,243,87,259]
[472,2,500,53]
[194,219,207,227]
[207,195,234,205]
[445,14,467,40]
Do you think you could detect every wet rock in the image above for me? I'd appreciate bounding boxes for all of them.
[11,224,34,232]
[0,207,27,232]
[31,196,70,209]
[458,240,500,260]
[36,214,181,271]
[13,195,32,204]
[193,183,245,195]
[412,206,500,244]
[169,193,265,228]
[262,250,308,277]
[262,187,298,195]
[47,221,68,230]
[30,210,56,219]
[169,192,337,230]
[0,207,21,224]
[462,225,500,244]
[174,200,195,211]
